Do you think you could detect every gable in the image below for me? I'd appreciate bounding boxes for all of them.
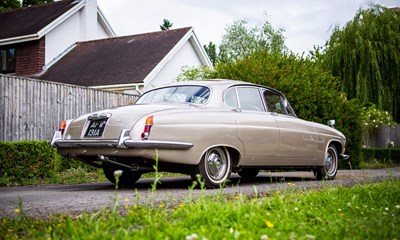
[0,0,79,44]
[38,27,194,86]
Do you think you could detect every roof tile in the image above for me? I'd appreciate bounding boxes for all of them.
[0,0,78,39]
[38,27,192,86]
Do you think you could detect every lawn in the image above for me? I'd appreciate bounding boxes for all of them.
[1,179,399,239]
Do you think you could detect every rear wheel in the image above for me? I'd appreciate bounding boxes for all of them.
[237,168,260,178]
[314,144,338,180]
[196,147,231,188]
[102,163,142,186]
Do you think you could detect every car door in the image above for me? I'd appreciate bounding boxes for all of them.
[262,89,317,164]
[226,87,280,159]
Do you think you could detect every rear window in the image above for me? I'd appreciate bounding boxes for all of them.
[136,86,210,105]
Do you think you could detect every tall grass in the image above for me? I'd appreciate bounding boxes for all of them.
[1,179,399,239]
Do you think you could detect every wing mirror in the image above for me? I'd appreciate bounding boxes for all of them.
[327,120,336,128]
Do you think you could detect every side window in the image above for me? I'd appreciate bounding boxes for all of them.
[237,87,265,112]
[263,90,287,115]
[224,87,239,108]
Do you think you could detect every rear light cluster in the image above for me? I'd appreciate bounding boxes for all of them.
[141,116,153,140]
[59,120,67,135]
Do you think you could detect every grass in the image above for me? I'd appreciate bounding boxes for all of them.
[1,179,399,239]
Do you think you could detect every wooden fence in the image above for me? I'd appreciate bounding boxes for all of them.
[366,125,400,148]
[0,74,138,142]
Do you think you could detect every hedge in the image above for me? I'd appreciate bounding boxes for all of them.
[361,148,400,163]
[0,140,62,184]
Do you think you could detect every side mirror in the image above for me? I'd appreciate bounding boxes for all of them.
[327,120,336,128]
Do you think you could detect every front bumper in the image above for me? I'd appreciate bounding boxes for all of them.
[50,129,194,150]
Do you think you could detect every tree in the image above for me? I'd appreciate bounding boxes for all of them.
[203,42,217,66]
[22,0,53,7]
[321,5,400,122]
[160,18,173,31]
[218,18,287,62]
[0,0,20,12]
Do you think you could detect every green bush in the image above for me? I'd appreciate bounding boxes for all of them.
[362,148,400,163]
[0,141,62,185]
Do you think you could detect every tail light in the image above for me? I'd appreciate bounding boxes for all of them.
[59,120,67,135]
[141,116,153,140]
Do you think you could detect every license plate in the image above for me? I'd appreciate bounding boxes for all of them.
[85,119,108,137]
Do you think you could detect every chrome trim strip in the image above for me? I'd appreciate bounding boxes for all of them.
[123,140,193,150]
[50,130,194,150]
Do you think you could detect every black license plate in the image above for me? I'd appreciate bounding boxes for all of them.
[85,119,108,137]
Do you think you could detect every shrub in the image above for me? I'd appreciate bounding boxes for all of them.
[362,148,400,164]
[0,141,62,185]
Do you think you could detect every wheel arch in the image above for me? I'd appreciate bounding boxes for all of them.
[328,140,343,155]
[199,144,241,167]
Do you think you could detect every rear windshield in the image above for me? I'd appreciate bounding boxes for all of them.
[136,86,210,105]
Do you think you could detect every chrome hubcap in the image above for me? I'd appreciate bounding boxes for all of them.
[325,148,337,176]
[205,149,227,181]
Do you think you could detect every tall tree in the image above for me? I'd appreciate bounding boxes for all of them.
[160,18,173,31]
[203,42,217,66]
[321,5,400,122]
[22,0,53,7]
[218,18,286,62]
[0,0,20,12]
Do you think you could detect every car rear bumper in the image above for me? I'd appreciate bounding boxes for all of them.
[50,130,194,150]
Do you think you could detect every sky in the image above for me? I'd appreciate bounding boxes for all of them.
[97,0,399,54]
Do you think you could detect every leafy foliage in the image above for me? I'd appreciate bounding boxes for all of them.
[0,0,20,11]
[0,141,62,185]
[218,18,287,62]
[360,103,397,146]
[22,0,53,7]
[321,5,400,122]
[160,18,173,31]
[203,42,217,66]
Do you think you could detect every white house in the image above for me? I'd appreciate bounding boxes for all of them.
[0,0,212,93]
[0,0,115,76]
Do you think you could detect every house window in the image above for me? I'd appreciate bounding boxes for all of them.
[0,48,16,73]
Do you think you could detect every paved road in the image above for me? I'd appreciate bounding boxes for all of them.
[0,168,399,218]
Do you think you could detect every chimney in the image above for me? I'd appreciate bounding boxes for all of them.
[80,0,97,41]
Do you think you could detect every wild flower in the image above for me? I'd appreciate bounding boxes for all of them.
[294,207,299,211]
[260,234,269,240]
[265,220,274,228]
[113,170,123,178]
[185,233,198,240]
[15,209,20,214]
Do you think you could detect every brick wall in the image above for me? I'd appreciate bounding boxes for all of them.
[15,38,45,76]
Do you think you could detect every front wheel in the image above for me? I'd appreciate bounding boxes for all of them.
[102,163,142,186]
[196,147,231,188]
[314,144,338,180]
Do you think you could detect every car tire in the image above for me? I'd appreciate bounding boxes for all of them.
[102,163,142,186]
[237,168,260,178]
[314,144,338,180]
[197,147,231,188]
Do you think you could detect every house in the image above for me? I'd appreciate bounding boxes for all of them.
[37,27,212,93]
[1,0,212,94]
[0,0,115,76]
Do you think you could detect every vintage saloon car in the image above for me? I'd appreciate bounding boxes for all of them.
[51,80,348,188]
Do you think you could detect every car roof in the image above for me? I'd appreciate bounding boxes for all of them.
[165,79,284,95]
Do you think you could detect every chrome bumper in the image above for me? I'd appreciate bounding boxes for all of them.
[340,154,350,161]
[50,130,194,150]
